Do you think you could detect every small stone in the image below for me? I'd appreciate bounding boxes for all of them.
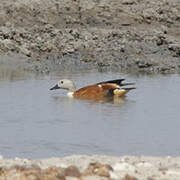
[0,26,11,36]
[123,174,138,180]
[43,166,66,180]
[82,175,108,180]
[66,177,79,180]
[22,159,29,163]
[84,162,102,175]
[20,173,40,180]
[137,61,152,68]
[1,39,16,51]
[5,22,12,27]
[159,167,168,171]
[168,43,180,56]
[147,177,156,180]
[0,155,3,160]
[136,162,153,168]
[168,43,180,51]
[20,46,31,57]
[15,157,21,161]
[110,171,119,179]
[97,166,110,177]
[166,170,180,176]
[104,164,113,171]
[113,163,135,172]
[122,0,136,5]
[83,162,113,177]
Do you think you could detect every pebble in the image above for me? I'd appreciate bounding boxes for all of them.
[109,171,119,179]
[136,162,153,168]
[66,177,79,180]
[15,157,21,161]
[82,175,108,180]
[113,162,135,172]
[0,155,3,160]
[166,170,180,176]
[122,0,136,5]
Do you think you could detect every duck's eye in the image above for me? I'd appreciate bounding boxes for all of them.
[61,81,63,84]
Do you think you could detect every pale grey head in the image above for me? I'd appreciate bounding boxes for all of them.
[50,79,76,92]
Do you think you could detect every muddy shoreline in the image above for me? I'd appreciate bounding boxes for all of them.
[0,0,180,74]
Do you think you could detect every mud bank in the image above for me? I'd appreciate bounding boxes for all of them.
[0,0,180,74]
[0,155,180,180]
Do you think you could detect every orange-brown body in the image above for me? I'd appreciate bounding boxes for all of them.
[73,83,134,100]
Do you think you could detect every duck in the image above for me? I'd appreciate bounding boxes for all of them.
[50,79,135,100]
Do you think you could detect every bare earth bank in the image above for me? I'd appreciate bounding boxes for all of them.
[0,0,180,74]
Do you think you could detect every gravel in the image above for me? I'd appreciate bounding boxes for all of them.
[0,155,180,179]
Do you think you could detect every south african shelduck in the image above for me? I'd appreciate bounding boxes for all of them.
[50,79,135,100]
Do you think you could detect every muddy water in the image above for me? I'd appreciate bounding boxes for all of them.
[0,70,180,158]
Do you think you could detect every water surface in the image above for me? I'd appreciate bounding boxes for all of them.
[0,71,180,158]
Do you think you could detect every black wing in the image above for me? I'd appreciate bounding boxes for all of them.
[97,79,134,87]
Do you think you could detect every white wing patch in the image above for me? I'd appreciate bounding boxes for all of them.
[67,92,74,98]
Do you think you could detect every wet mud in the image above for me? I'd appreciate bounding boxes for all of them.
[0,0,180,74]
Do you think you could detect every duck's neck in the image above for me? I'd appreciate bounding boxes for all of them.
[67,82,76,97]
[68,82,76,92]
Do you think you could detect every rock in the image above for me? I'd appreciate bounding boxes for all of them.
[142,8,157,23]
[168,43,180,56]
[64,165,81,177]
[44,24,54,33]
[135,60,153,68]
[83,162,102,175]
[96,166,110,177]
[122,0,136,5]
[20,45,31,57]
[83,162,112,177]
[43,166,66,180]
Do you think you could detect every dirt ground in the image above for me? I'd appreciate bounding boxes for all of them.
[0,0,180,74]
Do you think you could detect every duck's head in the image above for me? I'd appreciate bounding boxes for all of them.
[50,79,76,92]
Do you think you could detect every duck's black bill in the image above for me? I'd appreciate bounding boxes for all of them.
[50,84,59,90]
